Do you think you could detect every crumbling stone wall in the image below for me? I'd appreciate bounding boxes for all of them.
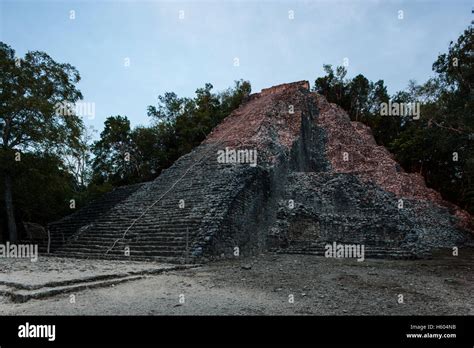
[270,91,472,258]
[274,173,469,254]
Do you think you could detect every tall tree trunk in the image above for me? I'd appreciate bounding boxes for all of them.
[4,173,17,242]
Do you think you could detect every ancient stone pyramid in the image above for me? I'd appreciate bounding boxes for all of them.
[49,81,472,262]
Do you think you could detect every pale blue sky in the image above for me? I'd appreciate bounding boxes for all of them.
[0,0,471,133]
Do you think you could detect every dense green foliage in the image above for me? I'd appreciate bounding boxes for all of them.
[0,152,78,223]
[0,42,85,241]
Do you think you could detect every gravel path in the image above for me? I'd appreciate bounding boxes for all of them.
[0,251,472,315]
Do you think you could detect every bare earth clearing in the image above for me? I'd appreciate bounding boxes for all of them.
[0,250,472,315]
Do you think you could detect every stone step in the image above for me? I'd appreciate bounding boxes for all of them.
[86,222,201,229]
[59,243,187,252]
[55,245,186,256]
[0,275,145,303]
[70,232,196,241]
[50,251,187,263]
[63,237,188,245]
[61,229,198,239]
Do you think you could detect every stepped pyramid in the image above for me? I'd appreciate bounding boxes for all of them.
[49,81,473,262]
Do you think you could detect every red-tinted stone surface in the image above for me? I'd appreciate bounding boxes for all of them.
[204,81,310,160]
[313,94,472,230]
[205,82,471,229]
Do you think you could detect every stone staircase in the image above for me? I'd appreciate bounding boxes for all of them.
[50,143,260,263]
[48,183,144,251]
[48,81,471,263]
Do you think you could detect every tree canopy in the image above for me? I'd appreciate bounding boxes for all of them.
[0,42,85,241]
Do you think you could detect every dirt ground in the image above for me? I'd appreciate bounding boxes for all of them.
[0,250,472,315]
